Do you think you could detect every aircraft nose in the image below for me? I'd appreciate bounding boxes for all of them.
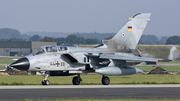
[9,57,30,71]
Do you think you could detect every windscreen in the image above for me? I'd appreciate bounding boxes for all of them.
[35,48,45,55]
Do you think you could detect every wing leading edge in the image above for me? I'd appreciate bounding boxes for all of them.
[99,54,171,62]
[86,53,172,63]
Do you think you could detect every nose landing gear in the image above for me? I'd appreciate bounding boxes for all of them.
[42,80,50,85]
[42,72,50,85]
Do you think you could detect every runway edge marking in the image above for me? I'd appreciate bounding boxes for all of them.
[0,85,180,89]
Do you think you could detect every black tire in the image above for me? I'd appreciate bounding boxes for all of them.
[42,80,50,85]
[45,80,50,85]
[102,76,110,85]
[72,76,80,85]
[42,80,46,85]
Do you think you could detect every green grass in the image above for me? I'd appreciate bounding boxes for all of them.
[1,75,180,85]
[17,99,180,101]
[0,57,21,64]
[0,66,5,70]
[135,66,180,72]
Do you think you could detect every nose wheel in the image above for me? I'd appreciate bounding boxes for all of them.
[102,75,110,85]
[42,80,50,85]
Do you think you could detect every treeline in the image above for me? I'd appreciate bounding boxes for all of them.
[103,34,168,45]
[139,35,180,45]
[166,35,180,45]
[0,28,100,45]
[0,28,180,45]
[76,32,115,41]
[138,35,168,45]
[29,34,100,45]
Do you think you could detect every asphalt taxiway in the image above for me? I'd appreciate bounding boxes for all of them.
[0,85,180,100]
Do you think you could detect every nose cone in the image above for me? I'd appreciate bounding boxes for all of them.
[9,57,30,71]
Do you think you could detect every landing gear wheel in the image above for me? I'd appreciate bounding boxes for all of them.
[102,76,110,85]
[42,80,45,85]
[42,80,50,85]
[72,76,80,85]
[45,80,50,85]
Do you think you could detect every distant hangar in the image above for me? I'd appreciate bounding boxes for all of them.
[0,42,56,56]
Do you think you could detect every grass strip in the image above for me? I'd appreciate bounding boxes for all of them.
[1,75,180,85]
[0,57,20,64]
[0,66,5,70]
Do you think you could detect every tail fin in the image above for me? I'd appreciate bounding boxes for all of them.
[102,13,151,53]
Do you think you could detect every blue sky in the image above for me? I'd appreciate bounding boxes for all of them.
[0,0,179,36]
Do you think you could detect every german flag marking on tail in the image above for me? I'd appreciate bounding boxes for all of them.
[128,26,132,31]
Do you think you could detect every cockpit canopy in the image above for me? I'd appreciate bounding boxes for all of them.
[35,46,68,55]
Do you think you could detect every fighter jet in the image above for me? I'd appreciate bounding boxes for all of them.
[9,13,171,85]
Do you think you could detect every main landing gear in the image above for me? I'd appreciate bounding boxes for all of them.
[72,74,82,85]
[101,75,110,85]
[42,72,50,85]
[72,75,110,85]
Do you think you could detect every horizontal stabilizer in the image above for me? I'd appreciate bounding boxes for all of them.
[99,53,172,63]
[158,59,172,62]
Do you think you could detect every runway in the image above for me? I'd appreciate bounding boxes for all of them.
[0,85,180,100]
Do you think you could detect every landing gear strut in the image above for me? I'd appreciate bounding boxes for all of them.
[102,75,110,85]
[42,72,50,85]
[72,74,82,85]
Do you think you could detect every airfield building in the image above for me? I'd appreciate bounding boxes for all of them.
[0,42,56,56]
